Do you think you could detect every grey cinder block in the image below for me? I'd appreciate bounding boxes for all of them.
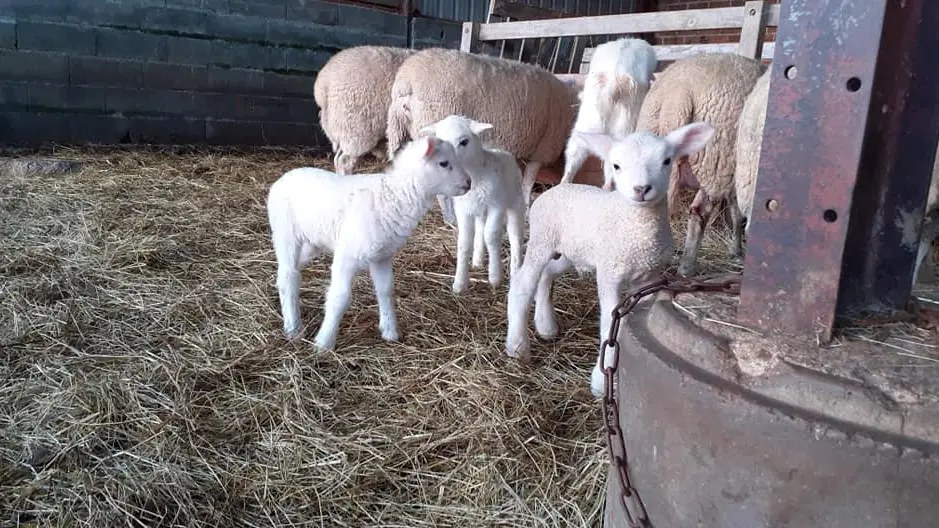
[167,35,213,65]
[286,0,339,26]
[0,49,69,83]
[95,28,168,62]
[206,13,267,42]
[70,56,145,88]
[285,48,330,73]
[0,19,16,48]
[208,66,265,93]
[229,0,287,19]
[143,62,209,91]
[16,20,96,54]
[261,71,313,97]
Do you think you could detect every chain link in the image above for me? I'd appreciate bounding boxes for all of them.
[599,272,741,527]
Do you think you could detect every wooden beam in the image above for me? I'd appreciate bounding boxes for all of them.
[476,4,781,41]
[737,0,768,59]
[460,22,480,53]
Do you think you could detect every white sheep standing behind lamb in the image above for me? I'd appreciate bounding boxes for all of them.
[504,121,716,396]
[313,45,416,175]
[733,68,938,287]
[386,47,579,225]
[418,114,526,293]
[560,37,658,190]
[267,135,471,350]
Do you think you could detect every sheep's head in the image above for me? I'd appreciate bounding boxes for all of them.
[418,115,493,168]
[397,134,471,199]
[572,121,715,208]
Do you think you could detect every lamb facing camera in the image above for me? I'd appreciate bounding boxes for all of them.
[504,122,716,397]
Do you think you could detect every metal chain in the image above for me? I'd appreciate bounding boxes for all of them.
[599,272,742,527]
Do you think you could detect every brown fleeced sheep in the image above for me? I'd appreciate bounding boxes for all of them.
[385,47,580,224]
[313,45,416,175]
[636,52,767,277]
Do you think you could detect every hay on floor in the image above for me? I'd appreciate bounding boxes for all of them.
[1,145,615,527]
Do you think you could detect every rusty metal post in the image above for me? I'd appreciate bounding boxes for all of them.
[738,0,939,342]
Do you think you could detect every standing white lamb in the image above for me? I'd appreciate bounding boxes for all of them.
[504,121,716,397]
[386,47,579,225]
[559,37,658,189]
[419,114,526,293]
[313,45,416,175]
[267,135,471,350]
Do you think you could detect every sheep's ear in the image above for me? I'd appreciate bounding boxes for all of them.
[665,121,716,159]
[422,136,437,159]
[418,124,436,138]
[469,120,493,135]
[572,131,614,159]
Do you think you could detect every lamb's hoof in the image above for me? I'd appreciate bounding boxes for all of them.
[534,324,559,342]
[590,366,606,398]
[472,256,485,268]
[488,276,502,289]
[677,263,696,277]
[313,332,336,351]
[452,280,468,294]
[380,328,400,342]
[505,339,530,362]
[283,325,302,341]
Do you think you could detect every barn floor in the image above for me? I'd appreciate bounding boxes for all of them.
[1,145,934,527]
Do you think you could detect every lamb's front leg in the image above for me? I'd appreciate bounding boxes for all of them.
[368,258,400,342]
[590,273,623,398]
[483,208,506,288]
[437,195,457,227]
[505,246,553,361]
[472,213,486,268]
[452,212,475,294]
[313,255,360,350]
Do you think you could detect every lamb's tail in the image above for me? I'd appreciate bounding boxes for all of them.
[0,158,83,177]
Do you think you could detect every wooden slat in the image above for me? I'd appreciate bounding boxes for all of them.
[737,0,768,59]
[580,41,776,64]
[476,4,780,41]
[460,22,480,53]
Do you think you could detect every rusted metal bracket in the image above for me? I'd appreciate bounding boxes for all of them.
[738,0,939,343]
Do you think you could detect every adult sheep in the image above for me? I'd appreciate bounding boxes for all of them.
[636,52,766,277]
[313,45,416,175]
[386,47,579,224]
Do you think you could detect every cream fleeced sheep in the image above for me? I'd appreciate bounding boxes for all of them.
[504,122,716,397]
[419,114,526,293]
[385,47,579,224]
[560,37,658,189]
[313,45,416,175]
[267,135,471,350]
[732,67,938,287]
[636,52,766,277]
[733,65,772,227]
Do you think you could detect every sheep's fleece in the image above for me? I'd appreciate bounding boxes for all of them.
[386,47,578,167]
[636,52,766,208]
[313,45,416,171]
[733,65,773,225]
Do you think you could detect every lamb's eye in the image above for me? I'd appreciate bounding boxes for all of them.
[439,160,449,168]
[663,157,672,166]
[612,163,621,171]
[459,138,469,147]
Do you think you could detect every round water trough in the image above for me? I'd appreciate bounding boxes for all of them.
[603,293,939,527]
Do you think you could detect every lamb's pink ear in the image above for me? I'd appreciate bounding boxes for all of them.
[469,120,493,135]
[418,124,436,138]
[572,131,613,159]
[665,122,716,159]
[422,136,437,159]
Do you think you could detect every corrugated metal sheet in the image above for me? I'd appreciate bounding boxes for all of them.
[414,0,638,23]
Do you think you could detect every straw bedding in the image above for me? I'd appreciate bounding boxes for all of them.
[1,146,620,528]
[3,145,934,527]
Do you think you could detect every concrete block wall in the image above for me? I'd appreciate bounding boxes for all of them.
[0,0,463,148]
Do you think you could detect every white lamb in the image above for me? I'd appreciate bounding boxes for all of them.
[560,37,658,190]
[419,114,526,293]
[267,135,471,350]
[504,121,716,397]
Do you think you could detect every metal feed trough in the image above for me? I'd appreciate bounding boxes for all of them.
[464,1,939,526]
